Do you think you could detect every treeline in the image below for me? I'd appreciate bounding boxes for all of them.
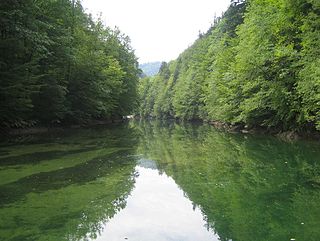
[0,0,139,128]
[138,0,320,132]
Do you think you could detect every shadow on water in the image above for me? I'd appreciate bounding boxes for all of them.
[0,123,139,241]
[0,150,135,206]
[0,147,98,166]
[133,120,320,241]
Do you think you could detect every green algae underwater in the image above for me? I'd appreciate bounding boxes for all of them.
[0,121,320,241]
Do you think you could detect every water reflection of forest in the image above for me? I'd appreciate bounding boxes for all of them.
[135,121,320,241]
[1,122,320,241]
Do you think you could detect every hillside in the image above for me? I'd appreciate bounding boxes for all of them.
[0,0,139,128]
[137,0,320,132]
[139,62,162,76]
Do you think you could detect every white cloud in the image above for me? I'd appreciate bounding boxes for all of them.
[81,0,230,63]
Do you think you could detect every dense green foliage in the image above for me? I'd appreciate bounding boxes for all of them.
[0,0,139,127]
[138,0,320,131]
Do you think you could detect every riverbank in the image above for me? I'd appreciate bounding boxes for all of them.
[207,120,320,141]
[2,117,320,142]
[0,119,127,137]
[134,116,320,141]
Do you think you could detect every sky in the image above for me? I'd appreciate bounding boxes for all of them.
[81,0,230,64]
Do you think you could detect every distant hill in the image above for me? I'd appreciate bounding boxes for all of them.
[139,62,162,77]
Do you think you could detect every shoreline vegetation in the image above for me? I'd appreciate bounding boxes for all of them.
[137,0,320,138]
[0,0,139,129]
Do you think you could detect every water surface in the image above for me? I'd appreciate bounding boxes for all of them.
[0,121,320,241]
[95,164,218,241]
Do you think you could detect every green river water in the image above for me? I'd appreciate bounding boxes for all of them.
[0,121,320,241]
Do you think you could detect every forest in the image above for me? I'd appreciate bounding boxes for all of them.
[138,0,320,132]
[0,0,139,128]
[1,0,320,133]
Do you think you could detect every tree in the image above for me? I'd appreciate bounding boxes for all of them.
[0,0,139,127]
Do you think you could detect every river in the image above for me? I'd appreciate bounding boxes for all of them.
[0,121,319,241]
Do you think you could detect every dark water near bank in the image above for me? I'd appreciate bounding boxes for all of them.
[0,121,320,241]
